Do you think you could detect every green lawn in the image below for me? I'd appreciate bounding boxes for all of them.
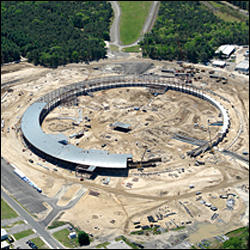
[122,45,141,53]
[119,1,153,45]
[52,228,79,248]
[214,11,242,22]
[13,229,34,240]
[209,1,225,9]
[96,242,110,249]
[1,198,19,220]
[30,237,50,249]
[209,1,247,22]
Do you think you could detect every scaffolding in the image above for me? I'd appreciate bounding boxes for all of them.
[75,165,93,179]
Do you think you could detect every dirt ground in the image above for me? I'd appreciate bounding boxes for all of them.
[1,54,249,243]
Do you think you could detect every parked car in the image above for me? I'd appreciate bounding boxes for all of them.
[29,242,35,247]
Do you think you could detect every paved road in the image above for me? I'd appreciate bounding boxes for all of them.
[1,158,47,214]
[39,187,88,227]
[109,1,121,46]
[1,156,88,226]
[1,188,63,249]
[109,1,160,51]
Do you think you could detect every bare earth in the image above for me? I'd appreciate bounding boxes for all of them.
[1,51,249,245]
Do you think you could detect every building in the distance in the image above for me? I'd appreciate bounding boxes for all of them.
[1,229,8,241]
[111,121,132,132]
[1,241,9,250]
[215,44,236,58]
[235,60,249,73]
[212,60,226,68]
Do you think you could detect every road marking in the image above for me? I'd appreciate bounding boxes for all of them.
[40,237,53,249]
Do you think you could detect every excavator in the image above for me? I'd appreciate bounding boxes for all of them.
[137,146,148,171]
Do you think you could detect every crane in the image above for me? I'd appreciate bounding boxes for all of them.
[137,146,148,171]
[176,38,183,63]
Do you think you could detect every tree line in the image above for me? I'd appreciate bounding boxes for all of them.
[227,1,249,11]
[139,1,249,63]
[1,1,112,67]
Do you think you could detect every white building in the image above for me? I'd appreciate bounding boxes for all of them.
[1,241,9,249]
[235,60,249,73]
[1,229,8,241]
[215,45,236,58]
[212,60,226,68]
[68,232,77,239]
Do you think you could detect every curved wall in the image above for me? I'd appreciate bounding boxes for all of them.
[21,76,230,169]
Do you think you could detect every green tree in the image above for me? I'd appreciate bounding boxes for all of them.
[78,231,90,246]
[103,31,110,41]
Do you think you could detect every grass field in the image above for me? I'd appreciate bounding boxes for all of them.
[13,229,34,240]
[1,198,19,220]
[119,1,153,45]
[122,45,141,53]
[96,242,110,249]
[214,11,242,22]
[209,1,247,22]
[52,228,79,248]
[30,237,50,249]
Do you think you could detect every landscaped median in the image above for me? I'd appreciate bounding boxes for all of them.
[12,229,34,240]
[1,197,19,220]
[122,45,141,53]
[119,1,153,45]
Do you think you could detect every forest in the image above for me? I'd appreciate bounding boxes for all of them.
[139,1,249,63]
[1,1,112,67]
[227,1,249,11]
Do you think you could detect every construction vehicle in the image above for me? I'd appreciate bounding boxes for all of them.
[137,147,148,170]
[216,77,221,82]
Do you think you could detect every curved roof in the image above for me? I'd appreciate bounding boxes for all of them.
[21,77,230,170]
[21,102,132,169]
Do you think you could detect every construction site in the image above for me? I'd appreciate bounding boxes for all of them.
[1,54,249,245]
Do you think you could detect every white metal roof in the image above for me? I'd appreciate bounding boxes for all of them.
[235,60,249,71]
[215,45,235,56]
[13,168,26,178]
[21,103,132,169]
[1,229,7,237]
[212,60,226,67]
[112,121,131,129]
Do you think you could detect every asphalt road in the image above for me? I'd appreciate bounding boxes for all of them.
[109,1,121,45]
[1,158,47,214]
[1,156,88,229]
[1,188,63,249]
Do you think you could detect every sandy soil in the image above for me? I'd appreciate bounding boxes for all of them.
[57,184,81,206]
[1,55,249,244]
